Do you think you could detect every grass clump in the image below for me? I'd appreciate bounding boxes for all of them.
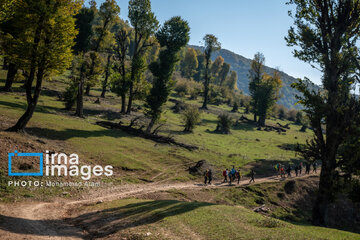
[215,113,232,134]
[182,106,201,132]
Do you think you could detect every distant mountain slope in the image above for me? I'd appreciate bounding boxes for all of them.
[189,45,319,109]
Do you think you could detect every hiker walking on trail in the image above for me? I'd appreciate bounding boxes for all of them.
[223,169,228,183]
[305,163,311,175]
[274,163,279,177]
[231,166,236,178]
[228,170,233,185]
[286,165,292,177]
[280,166,285,178]
[208,169,212,185]
[204,170,208,185]
[229,166,236,185]
[236,168,241,184]
[313,162,317,173]
[295,165,299,177]
[249,170,255,183]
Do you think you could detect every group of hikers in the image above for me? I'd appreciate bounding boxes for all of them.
[203,161,318,185]
[274,161,318,178]
[204,166,255,185]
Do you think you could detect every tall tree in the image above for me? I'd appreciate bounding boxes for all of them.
[210,56,224,84]
[256,72,282,126]
[225,70,238,90]
[111,27,131,113]
[286,0,360,226]
[180,48,198,79]
[219,62,230,86]
[248,52,265,122]
[72,3,97,117]
[85,0,120,96]
[100,54,113,98]
[193,52,205,82]
[201,34,221,109]
[4,0,81,132]
[145,16,190,133]
[127,0,158,114]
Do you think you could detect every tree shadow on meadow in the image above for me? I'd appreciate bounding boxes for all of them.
[67,200,213,239]
[0,214,83,238]
[26,127,130,141]
[244,158,305,177]
[0,100,64,115]
[0,98,123,121]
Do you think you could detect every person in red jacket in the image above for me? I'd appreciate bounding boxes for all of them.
[223,168,228,183]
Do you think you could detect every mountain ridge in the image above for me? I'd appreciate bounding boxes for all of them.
[189,45,319,109]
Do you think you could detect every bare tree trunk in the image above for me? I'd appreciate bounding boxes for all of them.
[146,118,155,134]
[201,59,210,109]
[7,20,43,132]
[85,84,91,96]
[2,57,8,70]
[101,55,111,98]
[2,63,17,92]
[75,73,85,118]
[127,81,133,114]
[312,156,335,226]
[312,85,338,226]
[121,93,126,113]
[7,66,43,132]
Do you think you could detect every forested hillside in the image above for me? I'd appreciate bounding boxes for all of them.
[190,45,319,109]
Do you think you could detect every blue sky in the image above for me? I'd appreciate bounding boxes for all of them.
[95,0,323,85]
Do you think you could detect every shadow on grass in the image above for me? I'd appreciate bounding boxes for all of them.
[26,127,129,141]
[277,143,298,151]
[0,100,63,115]
[68,200,213,238]
[0,214,83,238]
[0,98,122,121]
[233,122,256,131]
[244,158,307,177]
[82,108,122,121]
[0,79,26,93]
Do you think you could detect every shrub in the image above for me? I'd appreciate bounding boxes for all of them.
[189,89,198,100]
[63,81,78,110]
[231,102,239,112]
[174,78,203,99]
[277,105,288,120]
[182,106,201,132]
[241,95,252,114]
[172,101,188,113]
[174,80,189,96]
[295,111,303,125]
[287,109,297,122]
[215,114,232,134]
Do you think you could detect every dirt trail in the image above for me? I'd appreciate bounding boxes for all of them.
[0,174,317,240]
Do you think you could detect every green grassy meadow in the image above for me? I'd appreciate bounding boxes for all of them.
[0,69,310,183]
[1,70,359,239]
[71,198,360,240]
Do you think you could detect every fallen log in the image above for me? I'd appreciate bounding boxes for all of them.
[96,121,199,151]
[277,122,290,129]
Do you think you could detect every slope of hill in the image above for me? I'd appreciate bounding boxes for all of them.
[190,45,319,109]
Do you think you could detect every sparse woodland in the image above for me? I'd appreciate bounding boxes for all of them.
[0,0,360,237]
